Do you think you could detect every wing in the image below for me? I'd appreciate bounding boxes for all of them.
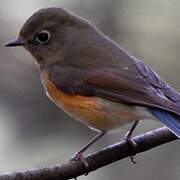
[48,62,180,116]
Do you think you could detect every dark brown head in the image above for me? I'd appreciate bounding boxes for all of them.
[5,7,92,69]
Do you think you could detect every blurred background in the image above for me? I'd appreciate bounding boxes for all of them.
[0,0,180,179]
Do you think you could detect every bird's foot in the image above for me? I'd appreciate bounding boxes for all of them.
[123,132,138,164]
[70,152,89,175]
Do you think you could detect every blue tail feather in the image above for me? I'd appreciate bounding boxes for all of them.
[148,108,180,138]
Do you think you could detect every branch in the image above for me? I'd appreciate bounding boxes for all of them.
[0,127,178,180]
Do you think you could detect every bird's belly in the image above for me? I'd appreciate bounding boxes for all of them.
[42,75,153,132]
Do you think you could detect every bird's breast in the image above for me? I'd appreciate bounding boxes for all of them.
[41,72,153,132]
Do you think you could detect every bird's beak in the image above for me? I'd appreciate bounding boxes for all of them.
[5,39,25,47]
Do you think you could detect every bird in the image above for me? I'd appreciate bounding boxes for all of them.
[5,7,180,165]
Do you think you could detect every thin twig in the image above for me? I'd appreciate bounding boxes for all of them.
[0,127,178,180]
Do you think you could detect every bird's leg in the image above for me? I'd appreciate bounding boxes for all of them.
[124,121,139,164]
[70,131,106,173]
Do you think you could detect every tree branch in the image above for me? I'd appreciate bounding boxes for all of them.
[0,127,178,180]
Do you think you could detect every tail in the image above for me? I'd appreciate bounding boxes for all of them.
[148,107,180,138]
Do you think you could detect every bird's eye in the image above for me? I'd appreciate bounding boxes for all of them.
[35,30,51,45]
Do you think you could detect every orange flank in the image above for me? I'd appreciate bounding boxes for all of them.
[42,72,151,132]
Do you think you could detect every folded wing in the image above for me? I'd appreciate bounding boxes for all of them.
[49,61,180,117]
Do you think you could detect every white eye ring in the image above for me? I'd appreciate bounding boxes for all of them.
[35,30,51,44]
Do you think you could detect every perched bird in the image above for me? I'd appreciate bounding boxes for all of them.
[6,7,180,163]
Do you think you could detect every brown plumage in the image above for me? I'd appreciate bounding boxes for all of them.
[18,7,180,117]
[5,7,180,162]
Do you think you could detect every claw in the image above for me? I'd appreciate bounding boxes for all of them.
[124,136,138,164]
[123,121,139,164]
[123,132,138,164]
[125,135,138,148]
[70,152,89,175]
[69,132,106,177]
[130,155,137,164]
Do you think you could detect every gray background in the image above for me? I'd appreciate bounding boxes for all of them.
[0,0,180,179]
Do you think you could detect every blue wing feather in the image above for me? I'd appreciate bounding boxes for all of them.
[149,107,180,138]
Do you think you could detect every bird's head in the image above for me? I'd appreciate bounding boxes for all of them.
[5,7,92,69]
